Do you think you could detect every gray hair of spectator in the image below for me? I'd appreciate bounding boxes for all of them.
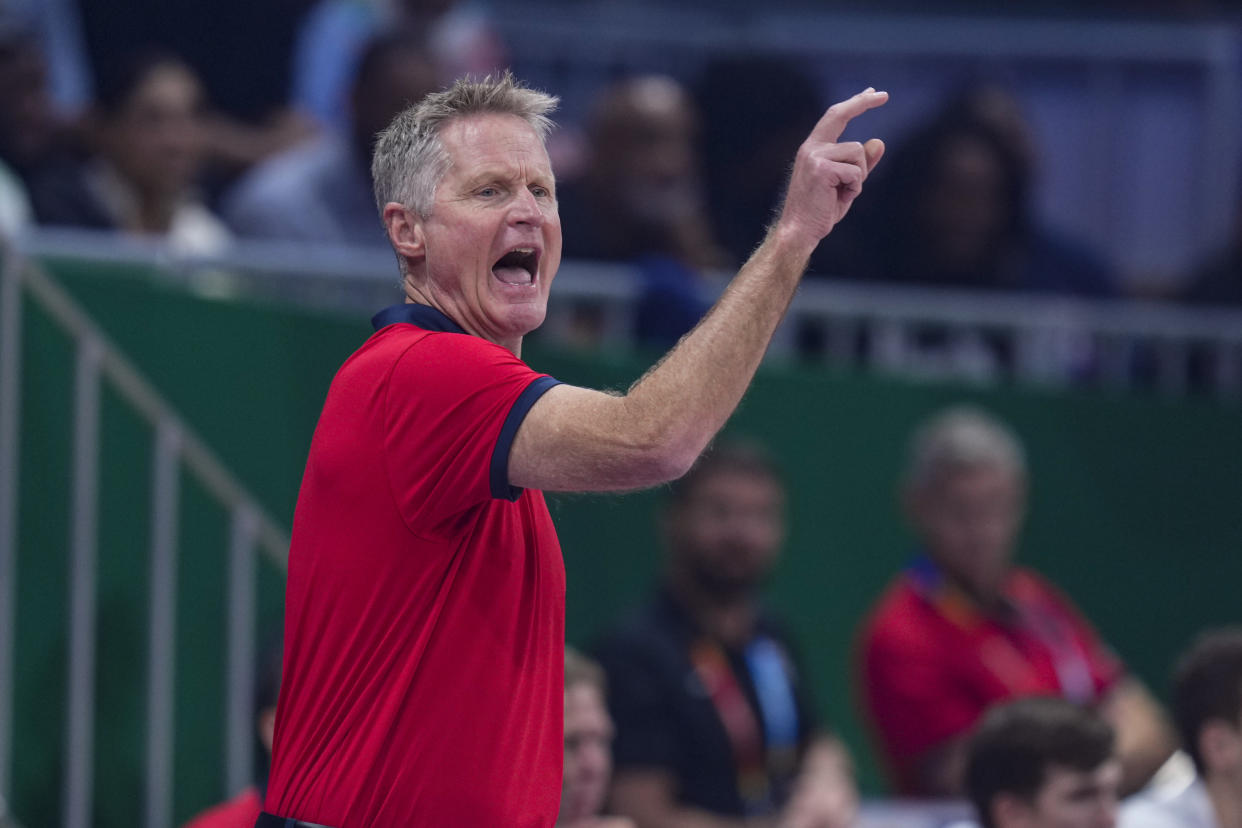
[371,71,559,218]
[904,405,1027,491]
[1171,627,1242,775]
[966,697,1115,828]
[565,646,605,695]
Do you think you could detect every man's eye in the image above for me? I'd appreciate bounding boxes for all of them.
[531,186,551,198]
[478,187,499,197]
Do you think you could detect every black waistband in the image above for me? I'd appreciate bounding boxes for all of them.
[255,812,335,828]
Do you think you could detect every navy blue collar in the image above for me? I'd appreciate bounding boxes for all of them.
[371,303,467,334]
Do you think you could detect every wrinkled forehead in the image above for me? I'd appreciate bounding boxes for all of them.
[438,113,552,176]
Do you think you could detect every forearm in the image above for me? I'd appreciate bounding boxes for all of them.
[1100,679,1177,795]
[618,225,817,470]
[509,227,815,493]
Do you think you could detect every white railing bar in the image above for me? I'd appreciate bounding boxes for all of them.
[225,505,259,797]
[15,260,290,567]
[17,231,1242,347]
[0,245,23,804]
[64,335,101,828]
[144,422,181,828]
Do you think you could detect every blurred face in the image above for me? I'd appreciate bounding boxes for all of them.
[669,470,785,598]
[560,683,613,823]
[910,463,1025,603]
[104,62,205,199]
[1006,761,1121,828]
[412,114,561,352]
[920,135,1009,271]
[0,45,56,164]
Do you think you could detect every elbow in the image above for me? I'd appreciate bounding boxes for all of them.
[627,425,702,486]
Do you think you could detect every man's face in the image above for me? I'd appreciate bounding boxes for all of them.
[560,683,613,824]
[105,63,205,200]
[910,463,1024,604]
[1008,761,1121,828]
[412,113,561,352]
[669,471,785,598]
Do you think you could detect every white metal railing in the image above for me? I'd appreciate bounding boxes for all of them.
[0,245,290,828]
[18,230,1242,401]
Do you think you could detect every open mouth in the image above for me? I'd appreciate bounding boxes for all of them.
[492,247,539,286]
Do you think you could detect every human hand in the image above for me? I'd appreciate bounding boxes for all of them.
[775,88,887,249]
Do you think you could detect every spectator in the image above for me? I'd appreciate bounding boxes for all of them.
[857,405,1175,798]
[0,27,94,227]
[292,0,505,133]
[558,75,728,347]
[182,637,282,828]
[559,648,634,828]
[1121,628,1242,828]
[595,441,857,828]
[847,90,1116,297]
[966,697,1121,828]
[223,32,437,246]
[37,51,230,254]
[692,57,825,270]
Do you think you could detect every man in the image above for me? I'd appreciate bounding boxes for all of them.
[560,648,633,828]
[1121,628,1242,828]
[857,405,1175,797]
[595,442,858,828]
[966,697,1121,828]
[262,73,887,826]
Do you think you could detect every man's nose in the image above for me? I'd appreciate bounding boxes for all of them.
[508,188,544,227]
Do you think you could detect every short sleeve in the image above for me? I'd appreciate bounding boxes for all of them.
[382,333,558,534]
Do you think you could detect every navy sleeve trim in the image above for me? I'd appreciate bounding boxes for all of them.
[489,375,562,501]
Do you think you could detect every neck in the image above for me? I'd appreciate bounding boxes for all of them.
[401,280,523,356]
[1206,772,1242,828]
[671,576,758,648]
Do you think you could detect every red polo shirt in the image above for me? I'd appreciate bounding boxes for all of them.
[857,559,1123,796]
[266,304,566,826]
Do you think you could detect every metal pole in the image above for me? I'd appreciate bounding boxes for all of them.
[144,422,181,828]
[0,251,23,802]
[64,336,101,828]
[225,505,258,796]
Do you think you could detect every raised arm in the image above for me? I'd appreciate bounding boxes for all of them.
[509,89,887,493]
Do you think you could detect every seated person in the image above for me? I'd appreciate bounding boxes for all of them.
[223,32,437,246]
[595,442,857,828]
[182,638,282,828]
[857,406,1175,797]
[38,51,230,254]
[966,697,1121,828]
[1121,628,1242,828]
[556,75,729,348]
[559,648,633,828]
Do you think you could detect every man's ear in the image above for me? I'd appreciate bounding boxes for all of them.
[383,202,426,263]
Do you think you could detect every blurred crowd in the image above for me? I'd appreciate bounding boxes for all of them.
[180,406,1240,828]
[2,1,1241,339]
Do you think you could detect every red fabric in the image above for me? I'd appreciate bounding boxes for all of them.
[266,325,565,826]
[857,567,1124,795]
[182,786,262,828]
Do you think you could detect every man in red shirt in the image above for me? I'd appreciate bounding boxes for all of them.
[857,406,1175,799]
[262,73,890,827]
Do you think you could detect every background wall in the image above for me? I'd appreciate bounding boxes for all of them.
[12,259,1242,825]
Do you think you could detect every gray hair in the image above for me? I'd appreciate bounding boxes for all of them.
[905,405,1027,491]
[371,71,559,218]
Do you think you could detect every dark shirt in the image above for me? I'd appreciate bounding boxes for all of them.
[593,588,819,818]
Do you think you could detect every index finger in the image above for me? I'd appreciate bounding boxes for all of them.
[810,88,889,143]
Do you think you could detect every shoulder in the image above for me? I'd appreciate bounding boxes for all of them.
[859,576,927,649]
[224,136,346,216]
[1120,781,1212,828]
